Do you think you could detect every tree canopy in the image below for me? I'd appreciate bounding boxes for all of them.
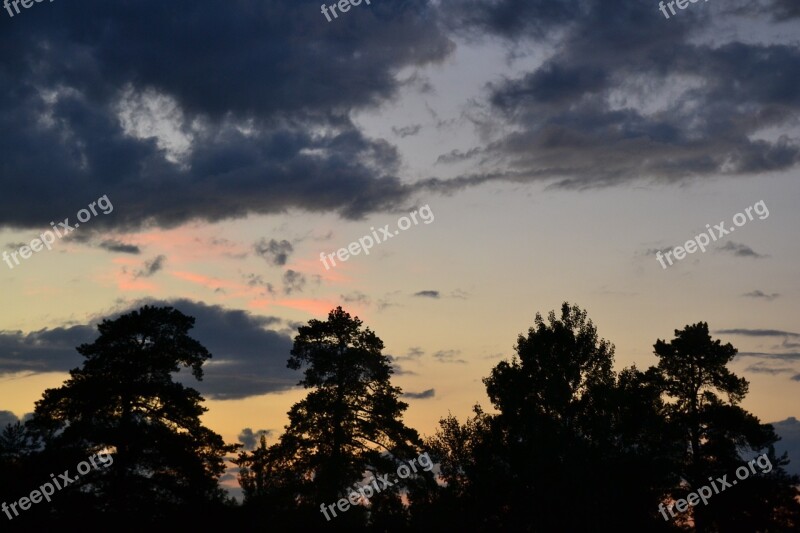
[24,305,237,527]
[1,303,797,531]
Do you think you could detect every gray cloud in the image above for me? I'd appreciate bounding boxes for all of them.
[99,240,141,254]
[244,273,277,297]
[0,0,453,231]
[717,329,800,337]
[134,255,166,278]
[772,0,800,18]
[717,242,768,259]
[737,352,800,361]
[771,416,800,477]
[407,347,425,359]
[282,269,306,294]
[744,362,795,375]
[0,325,98,375]
[342,291,370,305]
[387,357,417,376]
[0,411,19,429]
[433,349,466,364]
[391,125,422,138]
[238,428,274,450]
[742,290,780,301]
[431,0,800,192]
[782,338,800,349]
[254,239,293,266]
[390,347,425,364]
[0,299,298,400]
[733,0,800,20]
[414,290,440,299]
[2,0,796,227]
[642,247,676,257]
[404,388,435,399]
[436,147,482,164]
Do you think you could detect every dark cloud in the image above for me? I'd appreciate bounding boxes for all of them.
[772,0,800,18]
[725,327,800,368]
[238,428,274,450]
[717,329,800,337]
[134,255,166,278]
[431,0,800,191]
[254,239,293,266]
[341,291,370,305]
[244,273,277,296]
[0,299,298,400]
[1,0,798,225]
[772,417,800,477]
[736,352,800,361]
[782,338,800,349]
[414,290,440,298]
[435,147,482,164]
[0,0,453,231]
[391,125,422,138]
[442,0,584,40]
[386,357,417,376]
[99,240,141,254]
[404,388,435,399]
[642,247,675,257]
[742,290,780,301]
[717,242,768,259]
[377,297,399,311]
[744,362,795,375]
[390,347,425,364]
[282,269,306,294]
[407,347,425,359]
[433,349,467,364]
[732,0,800,20]
[158,299,296,399]
[0,411,19,429]
[0,325,97,374]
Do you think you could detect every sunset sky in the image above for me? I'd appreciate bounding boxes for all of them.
[1,0,799,494]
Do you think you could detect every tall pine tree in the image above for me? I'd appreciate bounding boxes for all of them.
[240,307,425,528]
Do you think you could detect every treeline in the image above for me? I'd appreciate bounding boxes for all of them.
[0,303,798,532]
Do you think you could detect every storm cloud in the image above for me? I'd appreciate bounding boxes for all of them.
[0,0,453,231]
[0,299,299,400]
[431,0,800,191]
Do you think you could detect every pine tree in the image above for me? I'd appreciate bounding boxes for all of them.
[27,305,237,525]
[249,307,424,527]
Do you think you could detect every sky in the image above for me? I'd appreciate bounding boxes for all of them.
[1,0,799,492]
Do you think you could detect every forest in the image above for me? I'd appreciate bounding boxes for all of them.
[1,303,798,532]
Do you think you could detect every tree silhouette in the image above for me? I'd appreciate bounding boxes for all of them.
[422,405,505,531]
[239,306,426,529]
[237,434,274,500]
[26,305,237,527]
[654,322,800,530]
[426,303,681,531]
[2,302,798,531]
